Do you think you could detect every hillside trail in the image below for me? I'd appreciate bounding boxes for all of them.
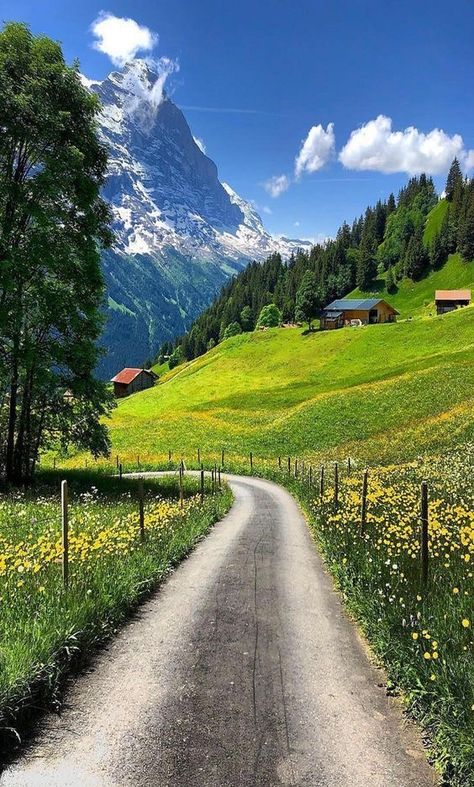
[1,474,437,786]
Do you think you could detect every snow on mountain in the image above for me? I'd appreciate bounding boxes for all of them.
[85,60,310,375]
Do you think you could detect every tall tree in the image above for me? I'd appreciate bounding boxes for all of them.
[458,182,474,261]
[0,23,113,483]
[445,157,463,202]
[404,230,428,280]
[295,271,321,330]
[356,235,377,290]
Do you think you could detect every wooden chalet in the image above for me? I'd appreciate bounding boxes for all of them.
[111,368,157,398]
[320,298,398,330]
[435,289,471,315]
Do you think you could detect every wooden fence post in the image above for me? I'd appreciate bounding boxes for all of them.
[119,463,123,480]
[288,456,291,475]
[278,456,282,470]
[138,478,145,541]
[221,448,225,468]
[218,467,221,487]
[421,481,429,586]
[61,480,69,589]
[200,463,205,503]
[347,457,351,474]
[250,452,253,471]
[320,465,325,500]
[168,449,172,462]
[334,462,339,510]
[211,468,215,491]
[360,469,368,536]
[294,458,298,478]
[179,460,184,509]
[53,457,56,470]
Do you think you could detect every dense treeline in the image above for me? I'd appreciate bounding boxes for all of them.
[155,160,474,366]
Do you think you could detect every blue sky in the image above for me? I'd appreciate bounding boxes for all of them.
[4,0,474,240]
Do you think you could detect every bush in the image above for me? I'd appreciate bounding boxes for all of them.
[223,321,242,339]
[256,304,282,329]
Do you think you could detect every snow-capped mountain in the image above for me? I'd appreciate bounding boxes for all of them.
[86,61,309,376]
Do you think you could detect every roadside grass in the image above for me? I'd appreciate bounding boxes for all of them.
[58,305,474,471]
[0,470,231,747]
[276,447,474,787]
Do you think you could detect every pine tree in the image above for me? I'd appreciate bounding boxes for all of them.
[429,233,445,270]
[439,206,456,255]
[445,158,463,202]
[356,236,377,290]
[404,231,428,280]
[387,193,396,214]
[458,182,474,261]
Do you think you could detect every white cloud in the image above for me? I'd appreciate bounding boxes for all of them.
[263,174,290,198]
[339,115,473,175]
[193,136,206,154]
[262,205,272,215]
[465,149,474,170]
[91,12,158,66]
[294,221,300,227]
[294,123,335,178]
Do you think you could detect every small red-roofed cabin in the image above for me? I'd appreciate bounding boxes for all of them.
[111,368,157,398]
[435,289,471,315]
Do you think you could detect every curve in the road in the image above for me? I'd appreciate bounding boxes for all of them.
[1,474,437,786]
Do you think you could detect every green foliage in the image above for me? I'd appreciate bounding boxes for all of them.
[240,305,254,331]
[0,22,113,483]
[295,270,321,329]
[385,266,397,294]
[256,303,282,328]
[404,229,428,280]
[445,157,463,202]
[356,235,377,289]
[458,181,474,261]
[168,345,183,370]
[223,321,242,339]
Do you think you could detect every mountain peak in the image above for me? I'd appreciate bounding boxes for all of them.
[81,62,311,374]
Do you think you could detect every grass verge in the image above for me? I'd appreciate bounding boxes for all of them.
[246,450,473,787]
[0,470,232,750]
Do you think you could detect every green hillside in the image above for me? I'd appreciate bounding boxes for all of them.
[351,201,474,318]
[351,252,474,319]
[104,304,474,469]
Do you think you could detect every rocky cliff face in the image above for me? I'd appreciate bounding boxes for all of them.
[85,61,308,376]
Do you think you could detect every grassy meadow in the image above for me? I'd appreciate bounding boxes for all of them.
[0,471,231,746]
[79,304,474,471]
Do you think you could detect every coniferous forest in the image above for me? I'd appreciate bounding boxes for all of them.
[156,159,474,366]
